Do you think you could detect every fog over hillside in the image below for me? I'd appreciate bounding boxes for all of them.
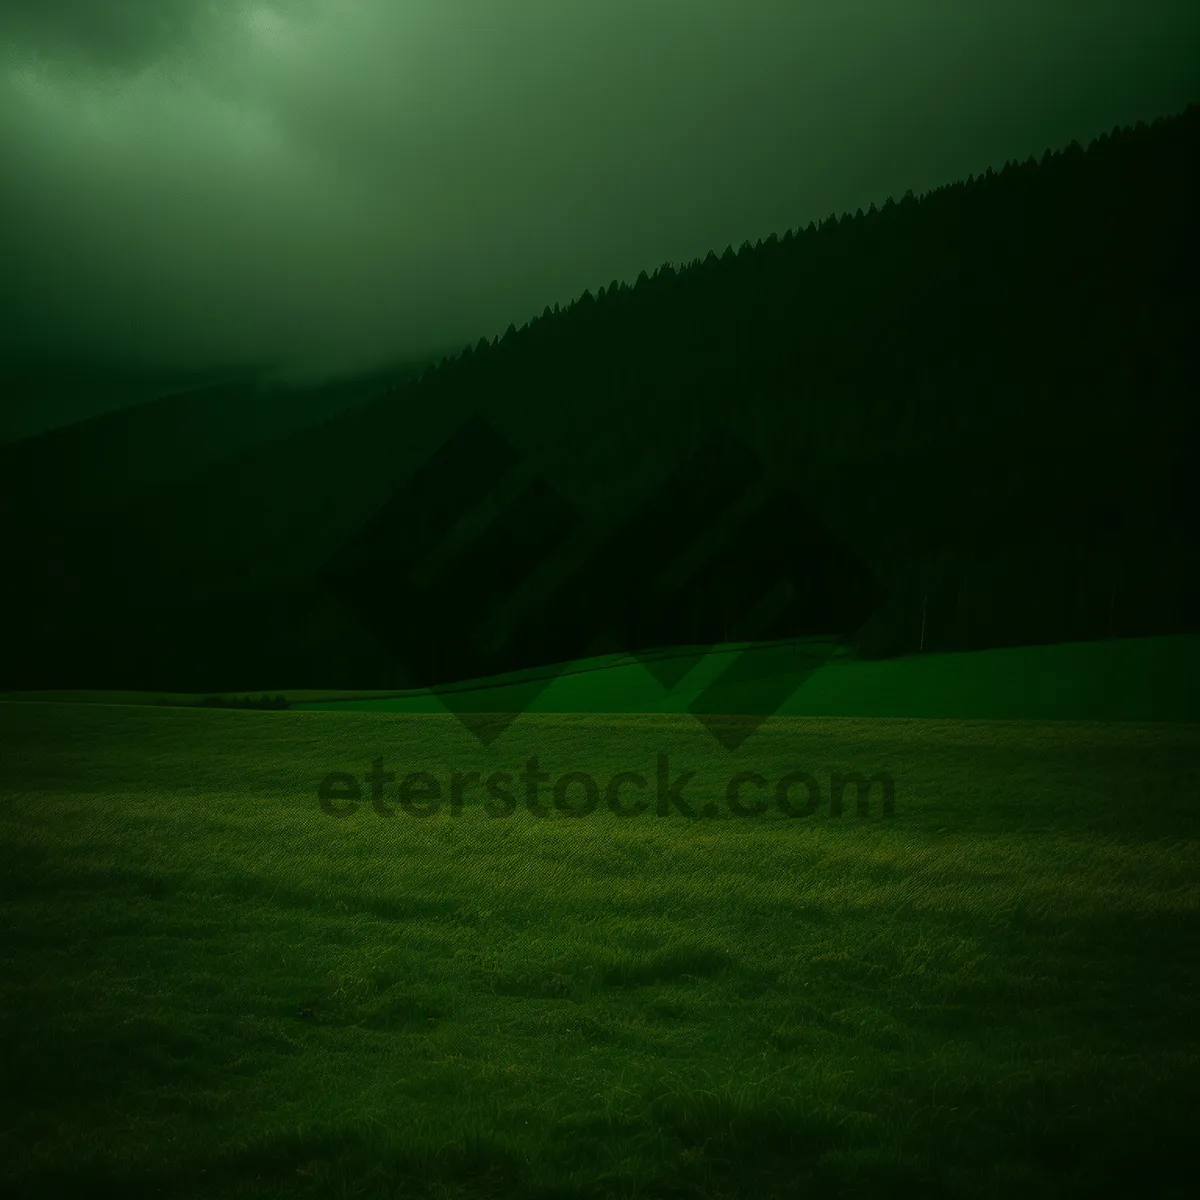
[2,0,1197,439]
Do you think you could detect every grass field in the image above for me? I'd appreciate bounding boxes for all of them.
[1,635,1198,1198]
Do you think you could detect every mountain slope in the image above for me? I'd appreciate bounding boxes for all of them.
[4,104,1197,691]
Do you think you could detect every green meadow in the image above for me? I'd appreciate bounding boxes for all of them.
[1,635,1198,1198]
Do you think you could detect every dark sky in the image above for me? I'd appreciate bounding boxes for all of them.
[3,0,1197,440]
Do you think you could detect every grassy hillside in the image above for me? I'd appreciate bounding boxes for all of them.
[6,633,1198,724]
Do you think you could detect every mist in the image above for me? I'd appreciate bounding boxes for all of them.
[3,0,1197,438]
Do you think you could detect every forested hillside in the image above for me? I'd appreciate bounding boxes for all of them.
[4,104,1197,691]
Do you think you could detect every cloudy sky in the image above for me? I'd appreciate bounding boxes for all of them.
[2,0,1197,439]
